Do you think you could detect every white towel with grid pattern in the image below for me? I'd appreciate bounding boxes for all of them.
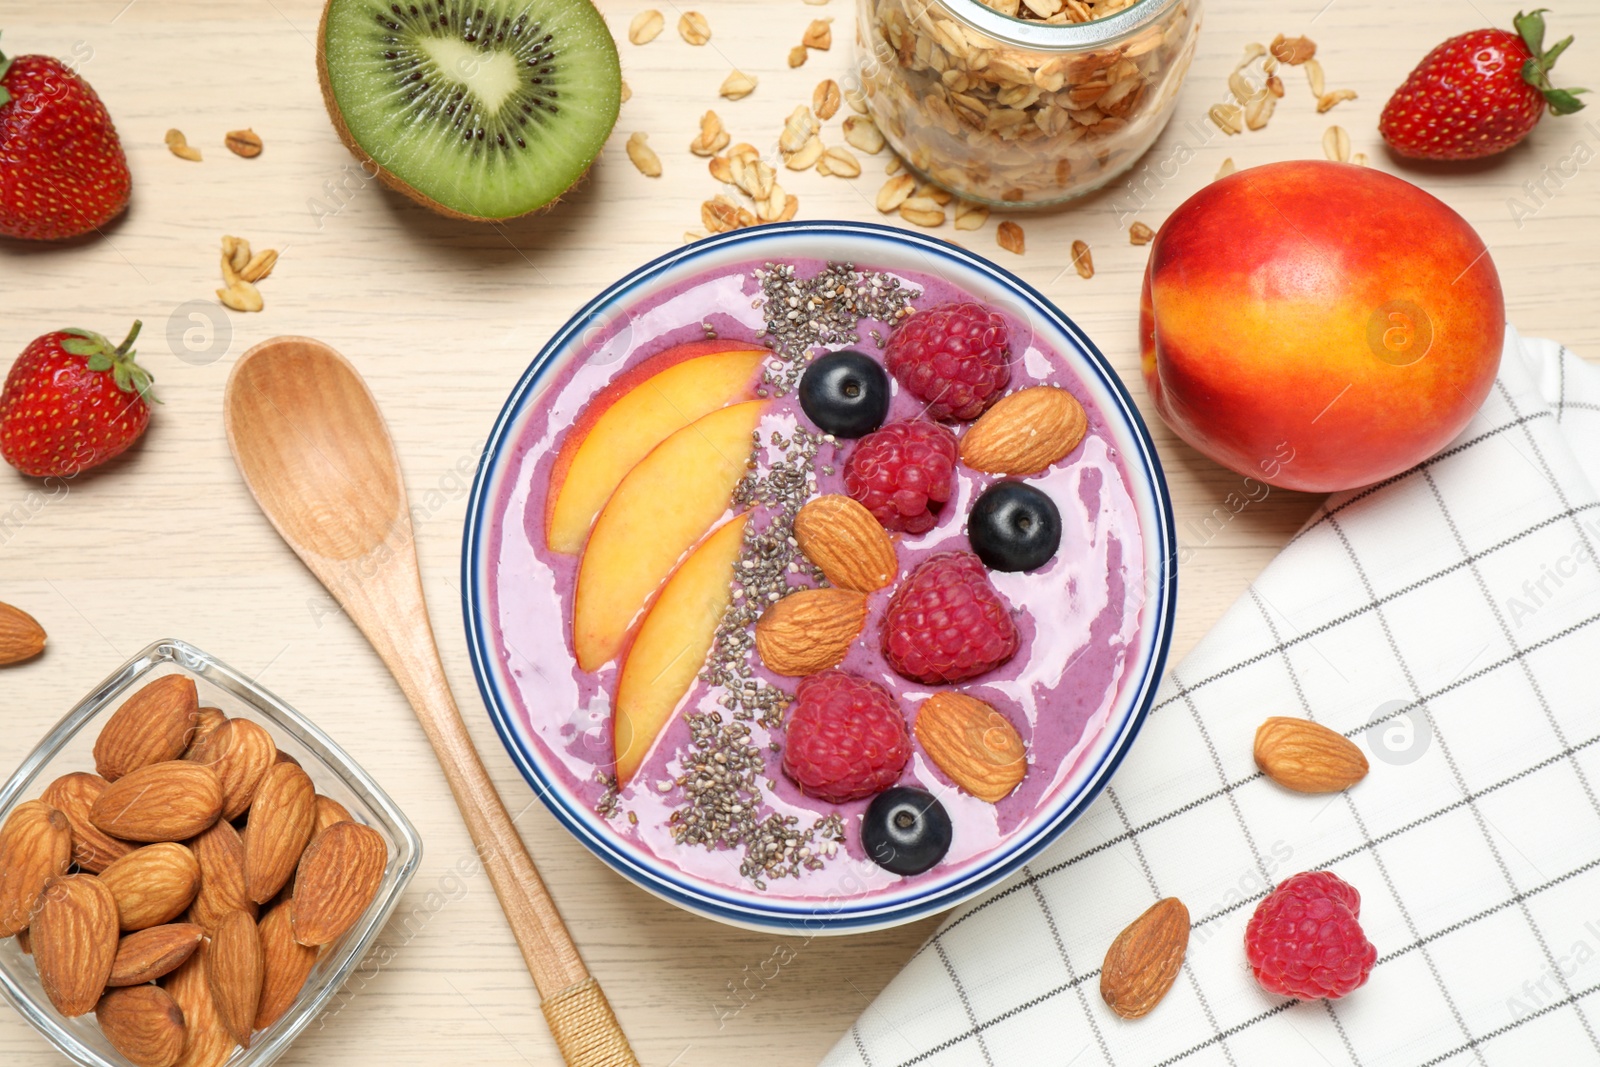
[824,329,1600,1067]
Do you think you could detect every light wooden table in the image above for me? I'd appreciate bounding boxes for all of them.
[1,0,1595,1063]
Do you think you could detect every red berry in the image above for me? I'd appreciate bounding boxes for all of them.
[843,419,958,535]
[0,49,131,240]
[0,322,154,478]
[1245,871,1377,1001]
[882,551,1020,685]
[781,670,911,804]
[884,302,1012,421]
[1379,12,1587,162]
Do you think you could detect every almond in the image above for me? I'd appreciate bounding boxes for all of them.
[243,762,316,904]
[960,386,1088,475]
[187,819,256,932]
[291,821,387,947]
[31,873,120,1016]
[41,771,135,873]
[162,951,235,1067]
[0,799,72,936]
[1100,897,1190,1019]
[793,495,898,592]
[97,984,188,1067]
[186,718,276,820]
[90,761,223,844]
[1254,716,1369,793]
[0,600,46,664]
[753,587,868,676]
[255,900,317,1031]
[94,675,201,781]
[181,707,229,761]
[206,909,264,1047]
[312,795,354,836]
[109,922,205,986]
[913,693,1026,802]
[17,927,30,954]
[100,842,202,931]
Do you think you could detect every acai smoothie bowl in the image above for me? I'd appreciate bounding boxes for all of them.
[463,221,1176,932]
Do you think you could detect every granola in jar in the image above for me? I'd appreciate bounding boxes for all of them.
[856,0,1201,205]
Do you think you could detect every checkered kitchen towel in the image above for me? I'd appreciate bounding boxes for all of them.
[824,328,1600,1067]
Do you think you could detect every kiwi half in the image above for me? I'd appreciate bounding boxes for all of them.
[317,0,621,221]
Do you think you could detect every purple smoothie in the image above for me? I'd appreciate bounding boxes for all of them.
[484,257,1146,900]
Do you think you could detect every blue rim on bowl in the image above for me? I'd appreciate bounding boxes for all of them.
[461,220,1177,933]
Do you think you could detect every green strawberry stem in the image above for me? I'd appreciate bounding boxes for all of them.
[1516,9,1588,115]
[61,321,158,403]
[0,32,13,108]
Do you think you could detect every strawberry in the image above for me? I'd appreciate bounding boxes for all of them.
[1380,9,1587,161]
[0,34,131,240]
[0,322,155,478]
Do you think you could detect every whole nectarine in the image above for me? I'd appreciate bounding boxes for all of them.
[1140,160,1504,492]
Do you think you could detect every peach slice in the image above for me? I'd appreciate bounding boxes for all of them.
[572,399,768,671]
[613,512,749,784]
[544,340,766,554]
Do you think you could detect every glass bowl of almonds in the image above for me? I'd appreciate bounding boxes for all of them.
[856,0,1201,206]
[0,638,422,1067]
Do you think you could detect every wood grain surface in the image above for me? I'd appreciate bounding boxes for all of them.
[1,1,1596,1064]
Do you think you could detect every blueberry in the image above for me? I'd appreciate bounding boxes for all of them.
[862,787,952,876]
[798,351,890,438]
[967,481,1061,572]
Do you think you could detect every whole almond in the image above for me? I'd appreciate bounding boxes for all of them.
[97,984,188,1067]
[291,821,387,947]
[109,922,205,986]
[960,386,1088,475]
[312,795,354,836]
[181,707,229,761]
[95,675,201,781]
[31,874,120,1016]
[162,951,235,1067]
[187,718,276,820]
[914,693,1026,802]
[0,800,72,936]
[1100,897,1190,1019]
[41,771,136,873]
[187,819,256,932]
[1254,717,1369,793]
[243,762,316,904]
[255,900,317,1031]
[793,495,898,592]
[206,909,264,1047]
[754,587,868,676]
[91,761,223,843]
[100,842,202,931]
[17,927,30,954]
[0,600,46,664]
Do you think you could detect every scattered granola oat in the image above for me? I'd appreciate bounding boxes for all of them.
[678,11,711,45]
[1244,91,1276,130]
[1270,33,1316,65]
[842,115,885,154]
[899,197,945,227]
[620,80,632,103]
[721,70,758,100]
[877,174,916,213]
[1209,103,1244,136]
[1215,157,1236,179]
[626,132,663,176]
[786,136,824,170]
[817,144,861,178]
[996,220,1025,254]
[813,79,842,121]
[628,9,664,44]
[702,195,747,233]
[217,281,263,313]
[224,129,262,158]
[239,249,277,283]
[222,235,251,275]
[165,129,201,162]
[1070,239,1093,278]
[779,106,819,155]
[788,45,808,67]
[690,111,731,157]
[216,235,276,311]
[684,229,707,243]
[1129,221,1155,245]
[1323,125,1351,162]
[709,154,733,183]
[885,155,902,175]
[1317,89,1357,114]
[1305,59,1326,99]
[844,87,867,115]
[1351,151,1367,167]
[1267,74,1284,98]
[953,200,988,231]
[802,18,833,50]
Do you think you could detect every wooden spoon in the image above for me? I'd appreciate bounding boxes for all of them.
[223,336,637,1067]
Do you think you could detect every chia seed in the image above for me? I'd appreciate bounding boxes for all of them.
[753,262,918,395]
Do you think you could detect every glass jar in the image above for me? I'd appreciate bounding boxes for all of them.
[855,0,1201,207]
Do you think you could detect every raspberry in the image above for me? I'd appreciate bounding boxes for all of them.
[1245,871,1376,1001]
[844,420,958,534]
[882,552,1020,685]
[884,302,1012,420]
[781,671,911,804]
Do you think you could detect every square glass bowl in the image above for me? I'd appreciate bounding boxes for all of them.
[0,638,423,1067]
